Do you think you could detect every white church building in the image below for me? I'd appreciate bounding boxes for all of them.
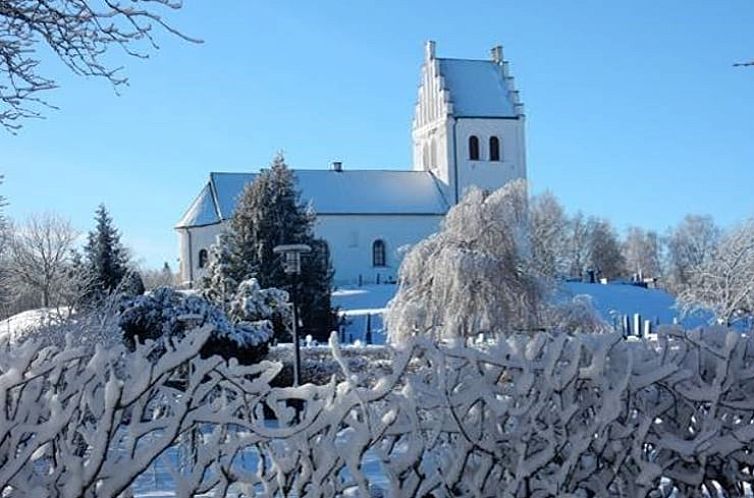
[176,41,527,286]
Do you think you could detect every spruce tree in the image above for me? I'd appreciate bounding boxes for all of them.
[205,154,334,340]
[83,204,129,298]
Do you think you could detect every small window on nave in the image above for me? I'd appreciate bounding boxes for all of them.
[372,239,386,267]
[198,249,209,269]
[469,135,480,161]
[489,136,500,162]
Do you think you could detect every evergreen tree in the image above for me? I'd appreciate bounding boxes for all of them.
[121,271,145,297]
[82,204,129,298]
[204,154,334,340]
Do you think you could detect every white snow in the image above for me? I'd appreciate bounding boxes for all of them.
[0,308,68,343]
[559,281,710,328]
[333,281,710,343]
[332,285,396,344]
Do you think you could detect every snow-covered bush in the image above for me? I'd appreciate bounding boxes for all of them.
[386,180,548,343]
[228,277,292,341]
[547,294,612,334]
[118,285,274,364]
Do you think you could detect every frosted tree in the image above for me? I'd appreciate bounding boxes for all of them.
[386,180,548,343]
[678,219,754,325]
[622,226,661,279]
[8,212,77,307]
[529,190,569,278]
[0,0,197,131]
[666,214,720,294]
[0,179,11,310]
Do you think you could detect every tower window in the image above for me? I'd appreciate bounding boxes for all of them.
[489,136,500,161]
[372,239,386,267]
[198,249,209,269]
[469,135,480,160]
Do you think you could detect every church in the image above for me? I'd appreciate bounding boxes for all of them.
[176,41,528,286]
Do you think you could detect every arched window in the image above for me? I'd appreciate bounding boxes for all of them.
[468,135,480,160]
[422,143,430,170]
[489,136,500,161]
[198,249,209,269]
[430,137,437,168]
[372,239,386,267]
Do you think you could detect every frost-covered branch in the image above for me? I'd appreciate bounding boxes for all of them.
[0,0,199,131]
[6,318,754,496]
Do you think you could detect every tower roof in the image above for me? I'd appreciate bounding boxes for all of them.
[415,41,524,124]
[437,58,518,118]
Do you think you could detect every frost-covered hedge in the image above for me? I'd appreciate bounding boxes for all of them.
[4,325,754,497]
[267,343,391,386]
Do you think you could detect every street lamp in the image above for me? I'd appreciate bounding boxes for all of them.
[273,243,311,387]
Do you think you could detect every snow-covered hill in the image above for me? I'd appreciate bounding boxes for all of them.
[332,281,708,344]
[0,308,68,343]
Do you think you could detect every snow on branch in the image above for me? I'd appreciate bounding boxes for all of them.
[4,323,754,496]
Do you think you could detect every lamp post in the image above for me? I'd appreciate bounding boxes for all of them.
[273,243,311,387]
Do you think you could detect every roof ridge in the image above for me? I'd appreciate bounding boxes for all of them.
[209,169,433,174]
[437,57,496,63]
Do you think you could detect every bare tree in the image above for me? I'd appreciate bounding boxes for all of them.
[622,226,661,280]
[565,211,593,278]
[0,0,198,131]
[678,220,754,326]
[666,214,720,294]
[141,261,176,290]
[8,213,78,307]
[587,217,626,280]
[530,190,569,278]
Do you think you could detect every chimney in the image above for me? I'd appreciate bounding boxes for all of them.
[425,40,436,61]
[491,45,503,64]
[331,161,343,172]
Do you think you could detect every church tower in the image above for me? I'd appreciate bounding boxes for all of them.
[412,41,527,203]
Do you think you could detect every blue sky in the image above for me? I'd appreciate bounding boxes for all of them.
[2,1,753,269]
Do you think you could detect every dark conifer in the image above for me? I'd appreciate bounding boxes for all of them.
[82,204,129,299]
[204,154,334,339]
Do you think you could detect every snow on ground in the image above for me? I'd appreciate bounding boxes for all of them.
[559,281,709,329]
[0,307,68,343]
[332,285,396,345]
[332,281,710,343]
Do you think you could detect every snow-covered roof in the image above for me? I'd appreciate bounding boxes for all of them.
[176,170,449,229]
[438,58,518,118]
